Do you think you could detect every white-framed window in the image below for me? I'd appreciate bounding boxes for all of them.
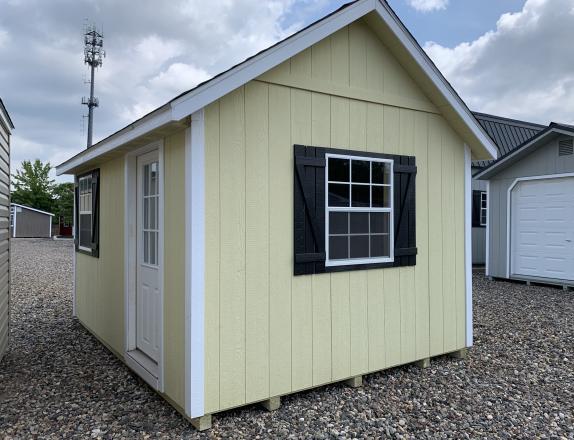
[142,161,159,266]
[78,174,93,252]
[325,153,394,267]
[9,205,13,228]
[480,191,487,226]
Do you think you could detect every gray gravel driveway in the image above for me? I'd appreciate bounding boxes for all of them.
[1,239,573,438]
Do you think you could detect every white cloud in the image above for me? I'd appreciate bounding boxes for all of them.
[406,0,448,12]
[424,0,574,124]
[0,0,327,176]
[0,28,9,48]
[148,63,211,96]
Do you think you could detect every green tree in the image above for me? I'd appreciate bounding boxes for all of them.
[11,159,55,213]
[53,182,74,226]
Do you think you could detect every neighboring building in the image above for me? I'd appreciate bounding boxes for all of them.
[10,203,54,238]
[476,123,574,287]
[470,113,545,265]
[57,216,73,237]
[0,98,13,362]
[56,0,497,430]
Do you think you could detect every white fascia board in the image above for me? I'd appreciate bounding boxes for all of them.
[170,0,375,120]
[56,106,172,175]
[11,203,55,216]
[374,1,497,161]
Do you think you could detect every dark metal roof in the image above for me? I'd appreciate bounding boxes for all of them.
[472,112,545,168]
[0,98,14,129]
[474,122,574,179]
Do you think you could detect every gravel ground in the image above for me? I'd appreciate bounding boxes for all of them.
[1,239,573,439]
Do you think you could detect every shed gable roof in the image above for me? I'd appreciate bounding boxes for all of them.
[472,112,545,168]
[475,123,574,179]
[11,203,55,216]
[57,0,497,175]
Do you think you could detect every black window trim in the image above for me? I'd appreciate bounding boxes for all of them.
[75,168,100,258]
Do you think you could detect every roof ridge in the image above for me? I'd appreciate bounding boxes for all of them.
[472,111,546,130]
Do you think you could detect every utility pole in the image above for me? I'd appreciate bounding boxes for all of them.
[82,24,105,149]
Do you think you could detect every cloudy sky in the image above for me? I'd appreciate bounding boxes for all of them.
[1,0,573,182]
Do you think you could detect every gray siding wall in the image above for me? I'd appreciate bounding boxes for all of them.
[13,208,52,238]
[0,110,10,361]
[471,174,487,264]
[486,136,574,278]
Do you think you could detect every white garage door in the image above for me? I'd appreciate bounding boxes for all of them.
[511,176,574,281]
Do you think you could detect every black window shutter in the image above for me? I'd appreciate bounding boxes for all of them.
[74,180,79,252]
[294,145,417,274]
[393,156,417,267]
[90,169,100,258]
[472,190,481,228]
[293,145,326,275]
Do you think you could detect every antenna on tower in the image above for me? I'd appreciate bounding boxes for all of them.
[82,22,105,149]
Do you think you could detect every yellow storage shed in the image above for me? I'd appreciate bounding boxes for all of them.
[56,0,497,430]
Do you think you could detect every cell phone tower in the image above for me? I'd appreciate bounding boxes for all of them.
[82,24,105,149]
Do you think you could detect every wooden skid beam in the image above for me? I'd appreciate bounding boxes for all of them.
[260,396,281,412]
[415,358,430,369]
[344,376,363,388]
[449,348,468,359]
[190,414,212,431]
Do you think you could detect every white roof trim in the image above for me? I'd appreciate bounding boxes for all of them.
[475,125,574,179]
[57,0,496,175]
[11,203,55,216]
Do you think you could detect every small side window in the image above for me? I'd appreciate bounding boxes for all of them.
[480,191,488,227]
[76,169,100,257]
[325,154,394,267]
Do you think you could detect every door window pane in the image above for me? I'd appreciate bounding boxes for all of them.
[143,164,150,196]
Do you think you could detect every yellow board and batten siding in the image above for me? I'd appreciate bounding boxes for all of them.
[74,130,187,411]
[203,20,467,414]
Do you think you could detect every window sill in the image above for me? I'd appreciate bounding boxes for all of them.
[324,260,397,273]
[76,246,98,258]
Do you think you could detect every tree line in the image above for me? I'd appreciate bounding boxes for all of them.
[12,159,74,225]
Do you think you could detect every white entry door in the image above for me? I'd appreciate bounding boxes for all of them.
[511,176,574,281]
[136,150,161,362]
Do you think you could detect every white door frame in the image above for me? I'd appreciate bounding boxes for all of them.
[124,140,165,391]
[506,172,574,279]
